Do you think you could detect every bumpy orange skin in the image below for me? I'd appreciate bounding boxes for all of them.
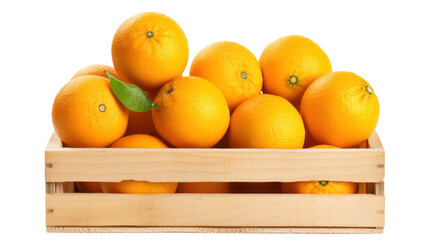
[112,12,188,90]
[52,76,129,148]
[176,182,231,193]
[75,182,102,193]
[109,134,168,148]
[125,91,158,136]
[281,181,358,194]
[301,71,380,148]
[259,35,332,106]
[71,64,118,80]
[101,134,177,194]
[152,76,230,148]
[190,41,263,111]
[229,94,305,149]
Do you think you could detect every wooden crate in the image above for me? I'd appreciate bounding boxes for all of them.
[45,132,385,234]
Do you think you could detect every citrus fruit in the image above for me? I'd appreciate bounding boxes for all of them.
[190,41,263,110]
[176,182,231,193]
[111,12,188,90]
[75,182,102,193]
[281,181,358,194]
[109,134,168,148]
[71,64,118,80]
[152,76,230,148]
[52,76,128,147]
[229,94,305,148]
[101,181,178,194]
[101,134,177,194]
[301,71,380,148]
[125,91,158,136]
[259,35,332,106]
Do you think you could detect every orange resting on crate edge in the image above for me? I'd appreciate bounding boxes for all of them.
[152,76,230,148]
[300,71,379,148]
[101,134,177,194]
[229,94,305,149]
[176,182,231,193]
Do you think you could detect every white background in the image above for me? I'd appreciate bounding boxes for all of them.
[1,0,428,239]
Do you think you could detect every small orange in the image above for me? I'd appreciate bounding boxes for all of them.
[101,134,177,194]
[190,41,263,111]
[52,76,128,147]
[301,71,380,148]
[109,134,167,148]
[152,76,230,148]
[176,182,231,193]
[229,94,305,149]
[125,91,158,136]
[112,12,188,90]
[71,64,118,80]
[75,182,102,193]
[281,181,358,194]
[259,35,332,106]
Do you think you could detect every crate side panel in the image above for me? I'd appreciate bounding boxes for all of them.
[46,193,384,228]
[45,149,384,182]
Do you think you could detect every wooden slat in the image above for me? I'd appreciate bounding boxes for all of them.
[46,226,383,234]
[46,193,384,228]
[45,133,62,150]
[45,134,384,182]
[367,131,383,149]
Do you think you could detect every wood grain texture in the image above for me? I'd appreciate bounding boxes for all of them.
[46,193,384,228]
[46,226,383,234]
[45,132,384,183]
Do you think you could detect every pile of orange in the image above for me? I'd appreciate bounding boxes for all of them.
[51,12,379,195]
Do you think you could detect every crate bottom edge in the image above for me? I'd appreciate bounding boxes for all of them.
[46,226,383,234]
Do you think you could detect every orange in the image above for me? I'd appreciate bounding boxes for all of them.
[229,94,305,148]
[111,12,188,90]
[259,35,332,106]
[301,71,380,148]
[125,91,158,136]
[52,76,129,147]
[75,182,102,193]
[190,41,263,111]
[101,134,177,194]
[152,76,230,148]
[281,181,358,194]
[176,182,231,193]
[101,181,178,194]
[71,64,118,80]
[309,145,340,149]
[109,134,168,148]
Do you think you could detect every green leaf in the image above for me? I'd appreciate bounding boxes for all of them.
[105,71,159,112]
